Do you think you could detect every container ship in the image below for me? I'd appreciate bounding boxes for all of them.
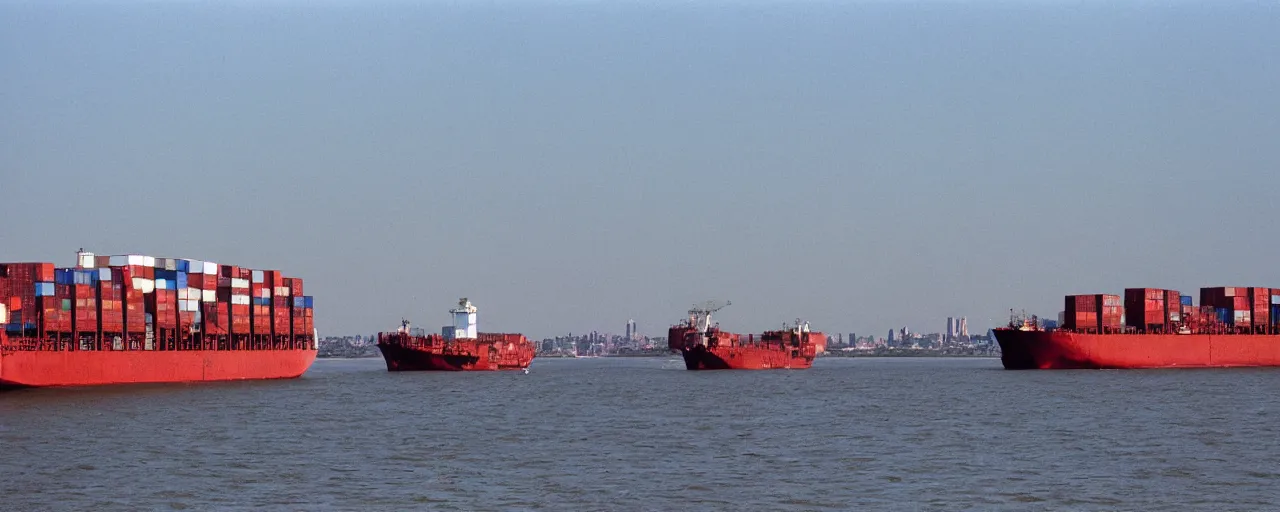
[995,287,1280,369]
[0,250,317,388]
[667,300,824,370]
[376,298,535,371]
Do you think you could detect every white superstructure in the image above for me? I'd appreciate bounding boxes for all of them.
[442,298,478,340]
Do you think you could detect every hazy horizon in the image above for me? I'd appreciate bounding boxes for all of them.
[3,1,1278,340]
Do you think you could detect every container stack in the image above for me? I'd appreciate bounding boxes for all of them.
[1124,288,1181,329]
[1249,287,1271,328]
[0,251,313,351]
[1272,290,1280,328]
[1064,294,1122,332]
[97,268,124,349]
[1,263,55,337]
[1201,287,1257,328]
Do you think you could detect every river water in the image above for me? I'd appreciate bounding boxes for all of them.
[2,356,1279,511]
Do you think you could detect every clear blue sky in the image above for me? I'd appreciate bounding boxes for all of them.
[2,1,1277,339]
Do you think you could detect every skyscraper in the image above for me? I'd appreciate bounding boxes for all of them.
[959,317,968,337]
[946,317,955,341]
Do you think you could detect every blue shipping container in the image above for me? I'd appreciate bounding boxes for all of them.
[34,282,55,297]
[1216,308,1231,324]
[292,297,305,308]
[176,260,190,273]
[1273,306,1280,323]
[73,270,97,285]
[304,296,313,309]
[1181,295,1193,306]
[175,272,188,289]
[55,269,74,285]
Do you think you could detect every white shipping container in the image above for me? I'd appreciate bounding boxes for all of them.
[203,262,218,275]
[231,278,249,289]
[141,280,155,294]
[258,289,272,299]
[275,286,291,297]
[0,303,8,324]
[202,290,216,302]
[251,270,265,283]
[178,289,189,300]
[156,279,170,290]
[110,255,148,267]
[189,301,201,312]
[78,252,96,269]
[187,287,200,298]
[232,295,250,306]
[142,256,156,268]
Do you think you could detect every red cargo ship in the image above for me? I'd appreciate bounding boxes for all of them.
[995,286,1280,369]
[0,250,317,388]
[667,300,824,370]
[376,298,535,371]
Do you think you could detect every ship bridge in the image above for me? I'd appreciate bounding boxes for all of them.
[443,298,478,340]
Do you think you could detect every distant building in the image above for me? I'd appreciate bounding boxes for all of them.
[946,317,955,341]
[888,329,895,344]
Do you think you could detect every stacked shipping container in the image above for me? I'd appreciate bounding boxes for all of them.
[1063,294,1122,332]
[0,252,314,351]
[1123,288,1182,329]
[1199,287,1268,328]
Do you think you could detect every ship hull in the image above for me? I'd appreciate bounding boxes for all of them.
[994,328,1280,369]
[680,344,814,370]
[0,347,317,388]
[376,334,535,372]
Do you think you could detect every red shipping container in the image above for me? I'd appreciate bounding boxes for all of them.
[37,295,70,333]
[147,290,178,329]
[202,302,229,336]
[289,277,303,297]
[1066,294,1120,331]
[250,304,272,335]
[123,288,146,333]
[292,306,307,335]
[178,310,198,335]
[230,304,250,334]
[271,296,290,335]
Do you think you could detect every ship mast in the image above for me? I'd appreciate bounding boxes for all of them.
[687,300,730,344]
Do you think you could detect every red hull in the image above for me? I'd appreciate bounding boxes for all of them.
[680,343,814,370]
[0,345,317,388]
[668,325,819,370]
[994,328,1280,369]
[376,332,535,371]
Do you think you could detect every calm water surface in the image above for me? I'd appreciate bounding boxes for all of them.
[2,357,1279,511]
